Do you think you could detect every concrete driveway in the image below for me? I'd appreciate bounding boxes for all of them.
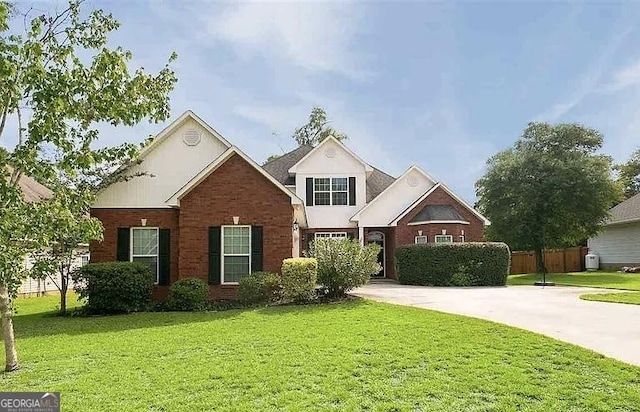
[354,282,640,366]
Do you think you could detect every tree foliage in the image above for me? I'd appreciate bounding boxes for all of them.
[0,0,177,371]
[293,107,346,147]
[614,148,640,200]
[476,123,620,273]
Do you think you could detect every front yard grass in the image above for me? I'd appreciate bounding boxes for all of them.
[581,292,640,306]
[507,271,640,291]
[2,295,640,411]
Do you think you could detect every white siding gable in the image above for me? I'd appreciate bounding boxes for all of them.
[353,166,436,227]
[292,139,369,228]
[94,116,229,208]
[588,222,640,265]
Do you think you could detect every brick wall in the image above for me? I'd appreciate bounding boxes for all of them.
[395,186,485,246]
[89,208,179,299]
[179,153,293,298]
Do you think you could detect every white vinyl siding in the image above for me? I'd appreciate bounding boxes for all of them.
[434,235,453,244]
[222,226,251,284]
[314,177,348,206]
[588,222,640,265]
[131,228,159,283]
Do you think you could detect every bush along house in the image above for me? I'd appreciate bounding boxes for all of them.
[91,111,490,298]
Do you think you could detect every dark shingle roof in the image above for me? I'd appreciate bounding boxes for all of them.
[262,145,313,186]
[409,204,468,224]
[607,193,640,225]
[261,145,396,201]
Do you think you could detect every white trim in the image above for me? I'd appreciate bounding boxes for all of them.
[287,136,374,174]
[605,217,640,226]
[407,220,470,226]
[350,165,436,222]
[459,235,465,243]
[130,227,159,284]
[434,234,453,243]
[313,177,348,206]
[221,225,251,285]
[388,183,491,226]
[366,231,386,278]
[166,146,306,213]
[414,235,428,244]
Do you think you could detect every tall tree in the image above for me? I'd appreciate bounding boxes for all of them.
[476,123,620,275]
[293,107,346,147]
[615,148,640,200]
[0,1,177,371]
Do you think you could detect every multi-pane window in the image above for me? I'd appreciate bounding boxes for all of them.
[222,226,251,284]
[314,177,348,206]
[131,228,159,283]
[415,236,428,244]
[434,235,453,244]
[315,232,348,240]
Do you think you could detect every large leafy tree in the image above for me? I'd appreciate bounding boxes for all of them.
[0,1,177,371]
[476,123,620,275]
[615,148,640,200]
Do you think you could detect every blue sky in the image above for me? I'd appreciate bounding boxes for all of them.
[7,1,640,201]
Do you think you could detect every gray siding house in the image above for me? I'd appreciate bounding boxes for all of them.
[588,193,640,269]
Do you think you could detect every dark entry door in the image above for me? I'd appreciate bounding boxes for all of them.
[367,232,385,278]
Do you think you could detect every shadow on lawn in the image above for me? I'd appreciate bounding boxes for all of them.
[9,298,368,340]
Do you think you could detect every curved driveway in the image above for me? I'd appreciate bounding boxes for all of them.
[354,283,640,366]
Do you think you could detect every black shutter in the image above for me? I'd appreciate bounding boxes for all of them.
[116,228,130,261]
[347,232,356,240]
[348,177,356,206]
[158,229,170,286]
[306,177,314,206]
[251,226,263,272]
[208,227,222,285]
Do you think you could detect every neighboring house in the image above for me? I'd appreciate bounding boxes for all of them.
[588,194,640,270]
[90,111,489,299]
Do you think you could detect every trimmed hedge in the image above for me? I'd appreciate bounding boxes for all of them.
[166,278,209,311]
[74,262,155,314]
[281,258,317,303]
[237,271,282,305]
[395,242,511,286]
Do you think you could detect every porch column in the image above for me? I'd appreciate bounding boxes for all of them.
[292,228,300,258]
[358,226,365,246]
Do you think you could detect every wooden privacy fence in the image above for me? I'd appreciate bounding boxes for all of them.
[510,247,588,275]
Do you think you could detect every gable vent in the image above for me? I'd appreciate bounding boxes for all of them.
[324,148,337,158]
[183,129,201,146]
[407,175,419,187]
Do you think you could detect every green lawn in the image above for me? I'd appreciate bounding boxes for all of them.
[581,292,640,306]
[2,296,640,411]
[507,271,640,291]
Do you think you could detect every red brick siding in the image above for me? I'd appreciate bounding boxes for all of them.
[179,153,293,299]
[89,208,179,300]
[395,186,485,246]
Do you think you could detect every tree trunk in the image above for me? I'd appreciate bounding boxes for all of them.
[60,274,67,314]
[534,247,547,275]
[0,283,19,372]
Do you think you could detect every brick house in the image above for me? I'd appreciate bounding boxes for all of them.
[91,111,489,298]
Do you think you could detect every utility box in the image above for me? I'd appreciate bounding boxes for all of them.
[585,252,599,271]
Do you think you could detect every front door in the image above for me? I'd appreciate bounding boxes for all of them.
[367,231,385,278]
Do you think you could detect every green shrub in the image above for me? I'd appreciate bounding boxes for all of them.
[281,258,317,303]
[237,271,282,305]
[395,242,511,286]
[74,262,155,314]
[310,238,381,298]
[166,278,209,311]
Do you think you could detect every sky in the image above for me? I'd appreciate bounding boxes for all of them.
[5,0,640,202]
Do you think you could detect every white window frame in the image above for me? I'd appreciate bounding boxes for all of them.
[221,225,252,285]
[434,235,453,244]
[313,177,348,206]
[314,232,348,240]
[459,235,465,243]
[130,227,159,284]
[414,235,428,244]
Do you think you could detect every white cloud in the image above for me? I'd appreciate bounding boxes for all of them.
[197,2,369,79]
[604,58,640,93]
